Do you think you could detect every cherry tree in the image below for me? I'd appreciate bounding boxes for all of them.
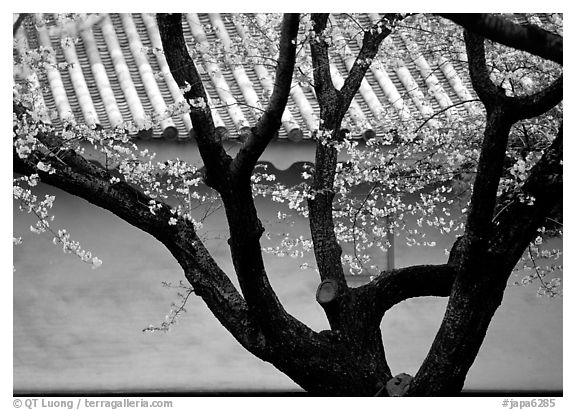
[13,13,562,395]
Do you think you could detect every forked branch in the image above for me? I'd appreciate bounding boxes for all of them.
[232,13,300,179]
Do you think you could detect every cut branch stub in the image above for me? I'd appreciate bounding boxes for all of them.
[316,279,340,305]
[386,373,413,397]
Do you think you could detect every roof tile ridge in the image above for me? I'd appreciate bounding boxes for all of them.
[362,14,438,125]
[252,13,318,136]
[230,13,303,139]
[78,16,124,127]
[393,61,436,124]
[141,13,193,135]
[436,55,481,116]
[328,15,387,124]
[185,13,250,138]
[209,14,262,113]
[360,14,411,121]
[100,14,147,130]
[35,13,74,122]
[365,57,410,122]
[120,13,175,135]
[57,16,101,127]
[398,30,454,117]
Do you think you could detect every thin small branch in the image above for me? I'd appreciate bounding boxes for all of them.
[546,217,562,227]
[492,200,514,223]
[343,13,364,33]
[143,284,195,332]
[527,245,555,294]
[213,101,266,114]
[414,99,481,133]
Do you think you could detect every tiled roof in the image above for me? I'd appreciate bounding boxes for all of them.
[13,13,500,141]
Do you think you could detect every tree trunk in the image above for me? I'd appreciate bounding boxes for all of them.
[408,263,509,395]
[262,324,391,395]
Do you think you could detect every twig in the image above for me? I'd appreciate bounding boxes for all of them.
[527,244,555,294]
[414,99,481,133]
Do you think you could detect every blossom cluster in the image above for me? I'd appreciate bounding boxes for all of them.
[13,176,102,269]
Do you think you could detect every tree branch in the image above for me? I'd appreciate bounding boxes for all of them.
[231,13,300,179]
[14,97,357,394]
[459,30,515,260]
[439,13,563,65]
[13,13,29,36]
[310,13,340,120]
[463,30,506,107]
[508,75,563,122]
[157,13,232,190]
[340,14,404,107]
[354,264,457,318]
[307,157,347,282]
